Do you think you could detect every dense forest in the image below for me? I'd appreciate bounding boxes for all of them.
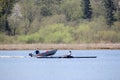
[0,0,120,44]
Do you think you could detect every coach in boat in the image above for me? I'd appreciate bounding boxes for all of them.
[35,48,40,54]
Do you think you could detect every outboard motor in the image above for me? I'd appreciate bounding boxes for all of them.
[29,53,33,57]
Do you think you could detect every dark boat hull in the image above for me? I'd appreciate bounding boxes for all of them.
[37,56,97,58]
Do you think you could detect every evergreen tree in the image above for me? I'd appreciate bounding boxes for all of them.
[80,0,92,19]
[0,0,16,35]
[103,0,116,26]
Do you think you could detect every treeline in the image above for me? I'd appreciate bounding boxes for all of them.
[0,0,120,44]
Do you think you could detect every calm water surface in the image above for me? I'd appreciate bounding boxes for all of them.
[0,50,120,80]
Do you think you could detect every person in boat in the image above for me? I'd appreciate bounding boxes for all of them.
[67,51,72,56]
[63,51,73,58]
[35,49,40,54]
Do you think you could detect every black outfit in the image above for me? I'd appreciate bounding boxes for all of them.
[35,50,39,54]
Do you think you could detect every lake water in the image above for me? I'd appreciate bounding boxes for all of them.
[0,50,120,80]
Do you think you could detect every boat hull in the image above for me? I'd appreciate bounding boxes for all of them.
[37,56,97,58]
[29,49,57,57]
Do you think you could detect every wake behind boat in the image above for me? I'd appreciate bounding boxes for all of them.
[29,49,57,58]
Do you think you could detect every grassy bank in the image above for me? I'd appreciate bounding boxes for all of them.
[0,43,120,50]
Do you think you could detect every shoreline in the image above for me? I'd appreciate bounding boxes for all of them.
[0,43,120,50]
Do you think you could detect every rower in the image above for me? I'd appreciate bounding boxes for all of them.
[63,51,73,58]
[67,51,72,56]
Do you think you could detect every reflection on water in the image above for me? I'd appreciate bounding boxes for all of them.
[0,50,120,80]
